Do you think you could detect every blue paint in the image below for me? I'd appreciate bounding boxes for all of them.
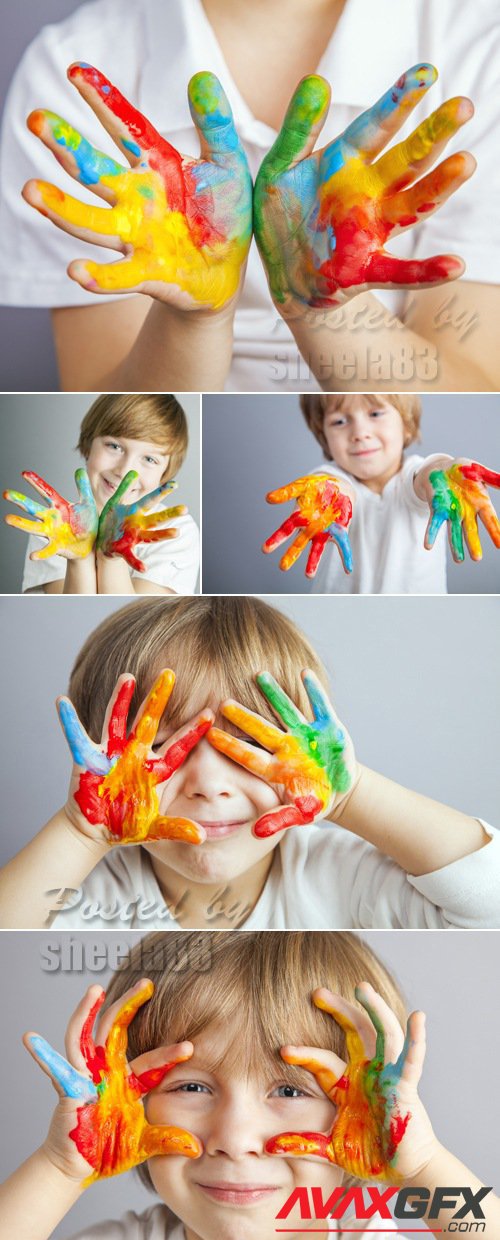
[302,672,336,726]
[58,699,113,776]
[123,138,141,157]
[328,521,353,573]
[29,1035,98,1101]
[52,127,122,187]
[5,491,45,518]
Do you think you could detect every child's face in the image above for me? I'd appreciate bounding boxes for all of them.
[85,435,170,511]
[145,1020,340,1240]
[322,396,405,491]
[143,728,283,886]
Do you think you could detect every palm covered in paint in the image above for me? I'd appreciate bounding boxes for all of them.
[4,469,97,559]
[208,670,355,837]
[58,669,213,844]
[254,65,474,310]
[25,981,202,1185]
[24,64,252,310]
[424,458,500,563]
[96,470,186,572]
[263,473,353,577]
[267,984,435,1183]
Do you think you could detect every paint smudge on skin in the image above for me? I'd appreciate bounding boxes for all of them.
[27,67,252,308]
[427,461,500,561]
[96,471,186,572]
[263,473,353,576]
[254,65,473,307]
[208,669,352,836]
[28,983,202,1184]
[58,670,212,843]
[266,988,411,1181]
[3,469,97,559]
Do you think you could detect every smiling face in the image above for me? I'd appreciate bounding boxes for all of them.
[145,1020,340,1240]
[322,396,406,494]
[143,701,283,889]
[85,435,170,512]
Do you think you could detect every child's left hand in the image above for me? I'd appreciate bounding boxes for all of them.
[266,983,437,1183]
[417,457,500,561]
[262,474,353,576]
[96,471,187,572]
[25,979,202,1185]
[208,669,356,836]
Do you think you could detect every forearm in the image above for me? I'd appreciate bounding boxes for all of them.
[0,1147,84,1240]
[102,299,236,391]
[330,764,488,875]
[62,556,97,595]
[0,811,108,928]
[285,292,492,392]
[405,1141,500,1237]
[96,551,135,594]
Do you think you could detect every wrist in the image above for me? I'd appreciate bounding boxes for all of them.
[328,762,364,824]
[58,805,111,860]
[37,1142,87,1193]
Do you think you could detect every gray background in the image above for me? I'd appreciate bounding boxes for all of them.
[0,0,84,391]
[202,392,500,594]
[0,392,201,593]
[0,928,498,1238]
[1,592,498,865]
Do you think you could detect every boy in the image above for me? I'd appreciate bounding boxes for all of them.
[4,393,199,595]
[262,392,500,594]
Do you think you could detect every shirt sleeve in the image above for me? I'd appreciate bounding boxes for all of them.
[66,1206,179,1239]
[21,536,66,591]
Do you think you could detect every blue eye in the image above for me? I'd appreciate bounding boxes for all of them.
[273,1085,307,1099]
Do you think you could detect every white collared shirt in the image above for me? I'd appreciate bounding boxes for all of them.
[1,0,499,391]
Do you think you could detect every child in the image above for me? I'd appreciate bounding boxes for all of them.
[0,596,498,931]
[264,392,500,594]
[3,393,199,595]
[1,0,499,392]
[1,930,499,1239]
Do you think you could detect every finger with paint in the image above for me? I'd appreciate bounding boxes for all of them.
[254,65,475,309]
[24,981,202,1185]
[266,983,431,1182]
[208,669,355,836]
[58,669,213,843]
[3,469,98,559]
[263,473,353,576]
[96,471,187,572]
[425,461,500,563]
[23,66,252,310]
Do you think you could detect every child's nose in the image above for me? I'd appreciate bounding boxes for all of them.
[179,738,238,799]
[204,1095,267,1158]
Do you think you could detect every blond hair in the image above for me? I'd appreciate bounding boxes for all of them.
[68,596,329,741]
[77,394,188,480]
[300,393,422,458]
[105,930,407,1193]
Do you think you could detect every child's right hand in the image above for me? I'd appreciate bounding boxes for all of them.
[208,669,356,836]
[57,669,213,845]
[24,979,202,1185]
[3,469,98,560]
[262,473,354,576]
[422,458,500,561]
[96,472,187,573]
[23,65,252,312]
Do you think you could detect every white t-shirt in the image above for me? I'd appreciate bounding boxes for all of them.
[66,1207,403,1238]
[52,818,500,930]
[1,0,499,392]
[21,511,200,593]
[309,454,447,595]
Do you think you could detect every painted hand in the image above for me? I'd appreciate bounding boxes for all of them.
[23,65,252,310]
[266,984,435,1183]
[208,670,355,836]
[96,471,186,572]
[3,469,97,559]
[58,669,213,843]
[254,65,475,310]
[263,473,353,576]
[425,460,500,562]
[25,981,202,1185]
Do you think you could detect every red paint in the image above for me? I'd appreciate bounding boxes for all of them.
[416,202,435,213]
[461,461,500,487]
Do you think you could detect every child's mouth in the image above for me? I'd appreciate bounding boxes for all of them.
[195,819,248,840]
[196,1181,279,1205]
